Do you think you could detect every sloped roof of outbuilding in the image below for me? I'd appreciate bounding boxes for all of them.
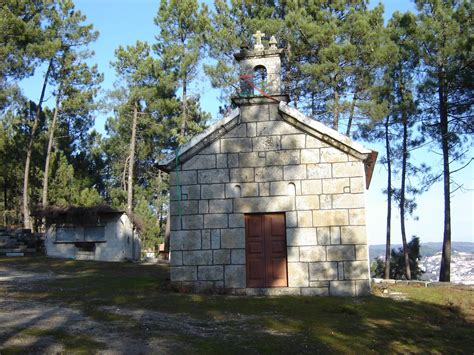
[31,205,144,231]
[158,102,377,188]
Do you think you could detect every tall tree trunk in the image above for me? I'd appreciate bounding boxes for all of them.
[42,94,60,208]
[333,89,339,131]
[400,104,412,280]
[23,59,52,229]
[122,156,129,191]
[438,69,451,282]
[164,211,170,253]
[141,232,146,253]
[346,91,358,136]
[384,115,392,279]
[158,171,164,232]
[158,202,164,231]
[180,76,187,140]
[3,171,7,226]
[127,102,138,214]
[399,77,411,280]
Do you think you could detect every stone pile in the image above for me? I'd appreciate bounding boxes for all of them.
[0,227,44,256]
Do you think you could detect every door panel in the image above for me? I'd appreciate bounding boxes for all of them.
[271,259,287,285]
[265,214,287,287]
[245,213,288,288]
[248,242,263,254]
[245,215,266,287]
[271,241,284,253]
[247,217,262,236]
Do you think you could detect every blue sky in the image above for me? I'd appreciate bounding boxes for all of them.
[20,0,473,246]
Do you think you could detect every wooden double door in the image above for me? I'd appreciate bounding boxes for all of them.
[245,213,288,288]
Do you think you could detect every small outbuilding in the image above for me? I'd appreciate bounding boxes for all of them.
[159,32,377,296]
[39,206,141,262]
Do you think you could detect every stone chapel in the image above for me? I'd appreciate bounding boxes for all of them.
[158,32,377,296]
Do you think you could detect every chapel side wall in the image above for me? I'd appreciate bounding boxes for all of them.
[169,103,370,296]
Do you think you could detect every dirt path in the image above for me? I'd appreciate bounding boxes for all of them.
[0,267,197,353]
[0,265,264,354]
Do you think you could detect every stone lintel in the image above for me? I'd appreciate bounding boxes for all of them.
[234,48,284,60]
[231,95,290,107]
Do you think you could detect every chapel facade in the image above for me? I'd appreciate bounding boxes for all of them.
[159,32,377,296]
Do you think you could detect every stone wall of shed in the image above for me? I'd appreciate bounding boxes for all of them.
[169,102,370,296]
[45,214,140,262]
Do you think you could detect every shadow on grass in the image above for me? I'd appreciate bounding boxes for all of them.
[1,257,473,353]
[0,299,106,354]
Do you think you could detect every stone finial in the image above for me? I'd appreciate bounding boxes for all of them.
[252,30,265,51]
[269,35,278,50]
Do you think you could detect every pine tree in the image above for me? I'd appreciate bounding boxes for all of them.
[386,11,425,280]
[13,0,101,228]
[358,10,431,281]
[0,106,31,225]
[22,59,52,228]
[107,40,183,250]
[343,4,387,136]
[0,1,54,109]
[284,1,366,129]
[41,0,102,209]
[154,0,210,143]
[154,0,211,251]
[14,1,62,228]
[415,0,473,282]
[110,41,160,214]
[357,82,395,278]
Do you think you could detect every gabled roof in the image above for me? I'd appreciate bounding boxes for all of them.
[158,102,377,188]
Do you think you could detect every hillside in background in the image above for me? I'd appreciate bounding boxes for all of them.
[369,242,474,260]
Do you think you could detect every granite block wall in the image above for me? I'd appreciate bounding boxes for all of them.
[169,102,371,296]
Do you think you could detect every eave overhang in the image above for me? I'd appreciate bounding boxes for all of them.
[278,102,377,189]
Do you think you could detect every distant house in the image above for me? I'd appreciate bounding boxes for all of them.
[38,206,141,261]
[158,32,377,296]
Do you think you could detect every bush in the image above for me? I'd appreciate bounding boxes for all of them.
[373,236,424,280]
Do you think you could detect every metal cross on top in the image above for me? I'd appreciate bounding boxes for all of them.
[252,30,265,51]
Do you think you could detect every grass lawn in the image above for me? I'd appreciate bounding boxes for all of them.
[1,257,473,354]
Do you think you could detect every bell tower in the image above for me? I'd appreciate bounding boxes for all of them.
[233,31,287,100]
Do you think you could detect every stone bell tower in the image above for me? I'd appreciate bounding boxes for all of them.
[233,31,287,100]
